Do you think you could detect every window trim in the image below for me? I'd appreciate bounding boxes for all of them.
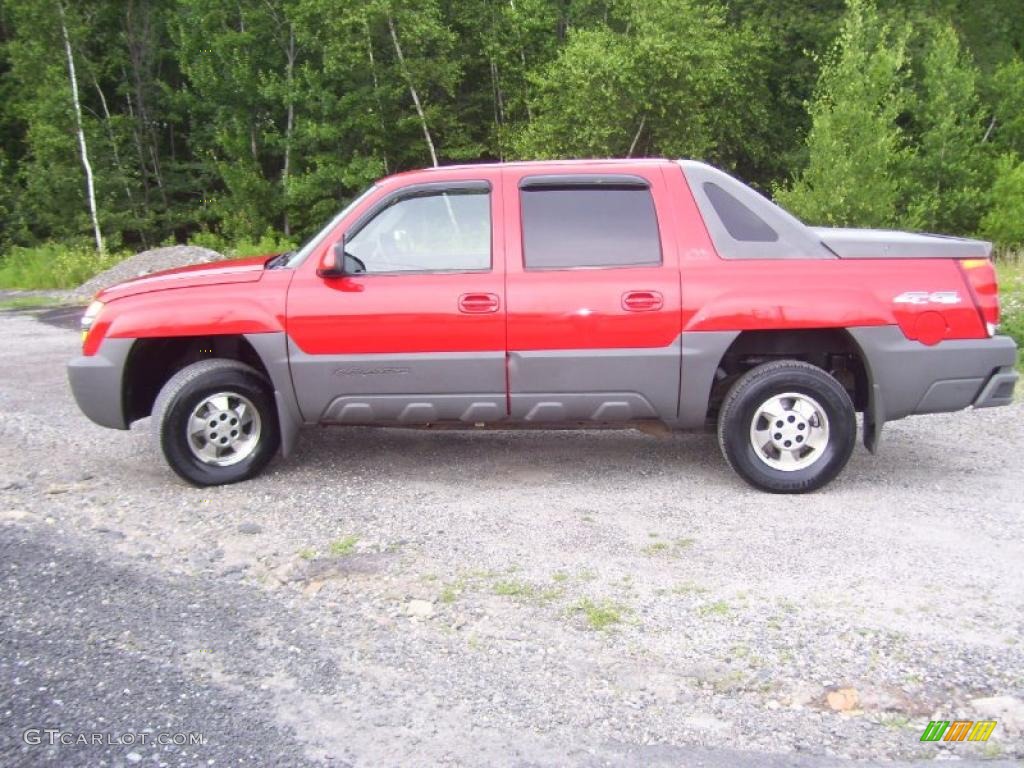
[519,173,650,190]
[518,178,663,272]
[342,180,494,276]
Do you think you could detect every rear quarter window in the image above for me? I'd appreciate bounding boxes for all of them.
[703,182,778,242]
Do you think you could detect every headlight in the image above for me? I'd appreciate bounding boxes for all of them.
[81,300,104,343]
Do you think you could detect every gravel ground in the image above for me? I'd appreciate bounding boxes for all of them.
[1,309,1022,766]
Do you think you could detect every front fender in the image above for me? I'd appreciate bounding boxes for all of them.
[104,288,286,341]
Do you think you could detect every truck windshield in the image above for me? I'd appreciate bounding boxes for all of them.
[275,184,377,269]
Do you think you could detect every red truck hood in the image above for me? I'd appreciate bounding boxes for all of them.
[97,256,268,301]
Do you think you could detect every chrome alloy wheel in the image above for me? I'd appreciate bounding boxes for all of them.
[748,392,830,471]
[186,392,262,466]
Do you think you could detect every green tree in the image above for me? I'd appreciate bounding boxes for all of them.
[174,0,292,240]
[3,0,114,246]
[775,0,911,227]
[512,0,770,169]
[511,26,638,159]
[988,58,1024,158]
[980,154,1024,248]
[725,0,847,184]
[903,23,990,235]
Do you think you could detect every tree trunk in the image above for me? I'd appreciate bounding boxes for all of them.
[93,76,134,208]
[982,115,996,143]
[489,58,505,160]
[281,24,295,236]
[125,0,167,207]
[365,19,389,175]
[387,13,439,167]
[59,2,104,254]
[509,0,532,121]
[627,115,646,158]
[122,65,152,208]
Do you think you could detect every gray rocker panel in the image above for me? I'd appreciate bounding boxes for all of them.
[510,392,658,422]
[287,334,742,428]
[508,341,681,422]
[287,341,507,424]
[321,394,505,424]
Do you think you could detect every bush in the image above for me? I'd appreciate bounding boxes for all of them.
[995,258,1024,360]
[0,243,126,290]
[188,230,297,259]
[981,156,1024,249]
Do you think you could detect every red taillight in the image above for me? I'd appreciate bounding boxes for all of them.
[958,258,1000,336]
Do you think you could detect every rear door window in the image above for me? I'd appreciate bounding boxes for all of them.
[520,182,661,269]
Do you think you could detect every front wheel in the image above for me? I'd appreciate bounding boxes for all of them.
[717,360,856,493]
[152,359,280,486]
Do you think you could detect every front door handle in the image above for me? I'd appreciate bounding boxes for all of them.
[458,292,500,314]
[622,290,663,312]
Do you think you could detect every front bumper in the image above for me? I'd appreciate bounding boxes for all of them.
[67,338,135,430]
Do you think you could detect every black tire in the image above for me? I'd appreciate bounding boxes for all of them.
[152,359,280,486]
[717,360,856,493]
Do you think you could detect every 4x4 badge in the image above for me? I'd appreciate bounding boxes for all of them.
[894,290,962,305]
[897,290,958,305]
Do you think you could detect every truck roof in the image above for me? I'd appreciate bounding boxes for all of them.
[382,157,675,181]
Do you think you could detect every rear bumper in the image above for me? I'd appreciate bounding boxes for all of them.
[849,327,1018,424]
[66,338,134,430]
[973,367,1019,409]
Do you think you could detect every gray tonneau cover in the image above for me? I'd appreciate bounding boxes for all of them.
[811,227,991,259]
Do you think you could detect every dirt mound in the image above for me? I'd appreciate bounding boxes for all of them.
[74,245,225,298]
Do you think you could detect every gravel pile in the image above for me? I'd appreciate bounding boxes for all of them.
[73,245,224,298]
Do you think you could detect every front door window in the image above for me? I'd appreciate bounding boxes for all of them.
[346,191,491,274]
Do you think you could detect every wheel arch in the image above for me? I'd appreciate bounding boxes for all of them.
[122,332,302,457]
[702,328,874,445]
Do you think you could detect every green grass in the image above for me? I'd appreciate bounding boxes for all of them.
[995,256,1024,369]
[0,233,294,291]
[328,535,359,556]
[641,536,696,557]
[571,598,626,631]
[188,230,298,259]
[0,243,125,289]
[672,581,708,595]
[492,578,536,599]
[492,578,564,603]
[0,295,76,310]
[697,600,733,618]
[641,541,670,556]
[439,584,459,604]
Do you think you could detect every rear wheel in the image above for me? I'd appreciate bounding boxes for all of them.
[152,359,279,486]
[717,360,856,493]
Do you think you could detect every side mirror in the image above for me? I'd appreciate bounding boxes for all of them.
[317,239,348,278]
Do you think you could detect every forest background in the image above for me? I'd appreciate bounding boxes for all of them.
[1,0,1023,288]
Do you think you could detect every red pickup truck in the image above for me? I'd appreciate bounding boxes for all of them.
[68,159,1018,492]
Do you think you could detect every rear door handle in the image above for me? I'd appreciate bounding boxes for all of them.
[458,292,500,314]
[622,290,663,312]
